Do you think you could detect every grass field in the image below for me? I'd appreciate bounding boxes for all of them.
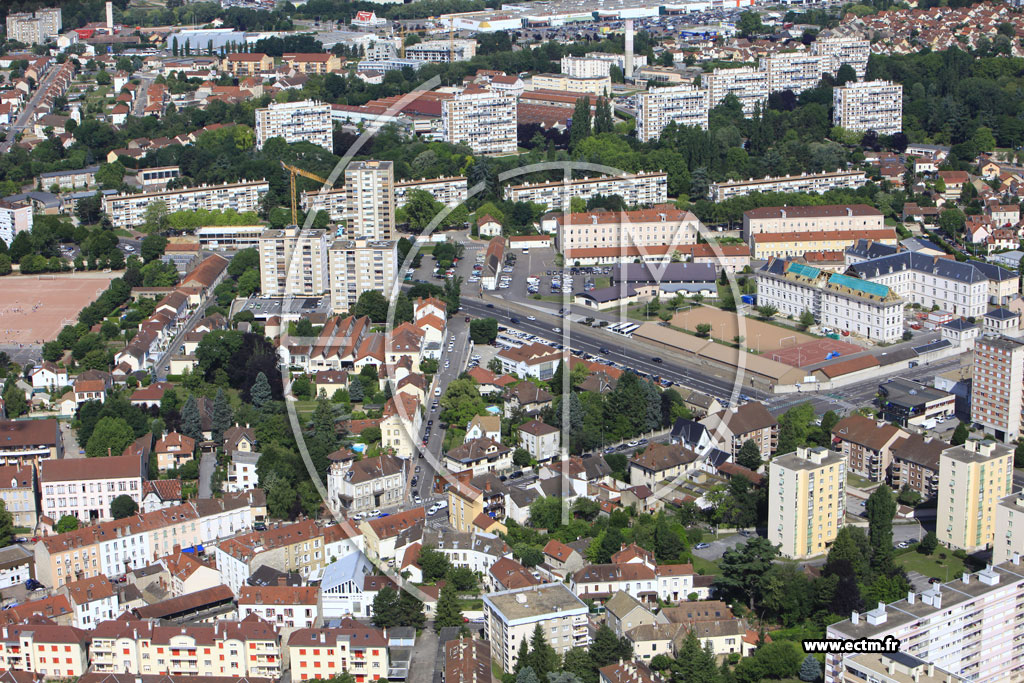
[846,472,875,489]
[897,551,964,581]
[691,555,720,575]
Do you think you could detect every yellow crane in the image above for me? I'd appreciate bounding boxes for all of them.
[280,161,329,226]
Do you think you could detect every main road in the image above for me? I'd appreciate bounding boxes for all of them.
[0,62,61,153]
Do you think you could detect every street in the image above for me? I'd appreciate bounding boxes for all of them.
[0,62,61,153]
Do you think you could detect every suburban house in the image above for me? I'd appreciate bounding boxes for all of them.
[518,420,560,463]
[701,403,779,458]
[628,444,700,489]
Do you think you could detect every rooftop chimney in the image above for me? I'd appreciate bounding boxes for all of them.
[907,591,915,604]
[850,611,859,625]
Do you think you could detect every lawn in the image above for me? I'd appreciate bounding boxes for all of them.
[594,276,610,289]
[846,472,875,490]
[897,550,965,581]
[691,555,720,575]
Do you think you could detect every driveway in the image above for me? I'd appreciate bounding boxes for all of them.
[692,533,747,561]
[198,451,215,499]
[412,626,440,683]
[60,421,82,458]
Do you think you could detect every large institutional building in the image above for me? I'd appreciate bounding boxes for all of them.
[343,160,395,240]
[255,100,333,151]
[711,170,867,201]
[768,446,846,559]
[742,204,884,240]
[703,67,769,115]
[756,259,905,342]
[441,86,517,155]
[553,205,701,254]
[833,80,904,135]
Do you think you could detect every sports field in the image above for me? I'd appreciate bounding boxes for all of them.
[0,273,117,344]
[765,337,864,368]
[669,306,814,352]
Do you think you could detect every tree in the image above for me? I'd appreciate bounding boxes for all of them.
[371,585,401,628]
[85,417,135,458]
[440,378,486,427]
[96,161,125,190]
[563,649,597,683]
[419,545,452,582]
[715,536,780,610]
[951,422,969,446]
[736,439,762,470]
[469,318,498,344]
[835,63,857,87]
[695,323,712,338]
[798,309,816,331]
[140,234,168,263]
[55,515,79,533]
[755,304,778,320]
[433,581,464,631]
[352,290,389,322]
[513,447,531,467]
[569,96,592,149]
[654,513,684,562]
[111,494,139,519]
[589,624,632,667]
[737,10,766,37]
[251,372,273,409]
[0,501,13,547]
[671,630,719,683]
[396,589,426,629]
[2,379,27,418]
[1015,441,1024,469]
[938,208,966,236]
[799,654,821,682]
[918,531,938,555]
[142,200,168,233]
[180,395,203,443]
[866,485,897,574]
[525,623,559,678]
[211,388,233,444]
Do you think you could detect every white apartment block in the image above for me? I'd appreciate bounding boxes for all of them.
[226,451,260,493]
[483,584,590,673]
[743,204,883,240]
[711,170,867,201]
[103,180,269,228]
[833,80,903,135]
[442,87,517,155]
[40,456,144,525]
[825,557,1024,683]
[769,447,846,559]
[529,73,611,96]
[0,200,32,247]
[703,67,769,115]
[845,251,990,319]
[344,160,395,240]
[197,224,266,251]
[506,172,668,211]
[812,36,871,78]
[259,226,329,297]
[6,8,61,44]
[405,39,477,62]
[636,85,709,142]
[756,259,904,342]
[255,100,333,151]
[304,175,465,221]
[762,51,830,94]
[395,176,468,208]
[995,493,1024,565]
[555,205,700,252]
[938,441,1013,552]
[327,239,397,313]
[971,335,1024,443]
[561,55,613,79]
[584,52,648,72]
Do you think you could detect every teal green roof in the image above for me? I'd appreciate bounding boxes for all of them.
[786,262,821,279]
[828,272,891,299]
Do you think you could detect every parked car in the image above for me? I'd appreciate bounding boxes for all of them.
[694,543,710,550]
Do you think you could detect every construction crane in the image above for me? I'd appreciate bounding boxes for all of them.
[280,161,329,226]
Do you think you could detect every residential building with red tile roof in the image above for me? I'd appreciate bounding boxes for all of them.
[238,585,320,629]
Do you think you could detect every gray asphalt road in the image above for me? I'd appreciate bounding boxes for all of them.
[1,62,60,153]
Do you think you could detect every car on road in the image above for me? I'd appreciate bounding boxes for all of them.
[509,471,524,479]
[627,440,640,447]
[253,522,267,531]
[415,466,422,474]
[486,303,494,308]
[370,509,381,517]
[896,541,910,549]
[411,477,418,487]
[599,347,610,354]
[414,496,422,504]
[651,357,663,363]
[527,315,536,321]
[510,317,520,324]
[694,543,710,550]
[552,327,561,333]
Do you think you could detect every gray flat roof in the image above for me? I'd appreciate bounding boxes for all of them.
[484,583,587,623]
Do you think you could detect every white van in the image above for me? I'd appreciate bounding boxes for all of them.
[434,386,442,397]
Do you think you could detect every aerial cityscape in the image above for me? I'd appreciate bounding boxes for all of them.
[0,0,1023,682]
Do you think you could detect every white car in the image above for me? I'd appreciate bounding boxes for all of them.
[444,360,450,368]
[370,509,381,517]
[527,315,536,321]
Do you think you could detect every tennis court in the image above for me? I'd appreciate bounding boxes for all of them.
[765,337,863,368]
